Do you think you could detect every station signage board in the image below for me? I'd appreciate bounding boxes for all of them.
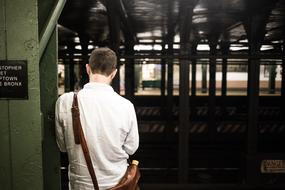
[0,60,28,99]
[261,160,285,173]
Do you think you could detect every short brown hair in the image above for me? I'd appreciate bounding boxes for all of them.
[88,47,117,76]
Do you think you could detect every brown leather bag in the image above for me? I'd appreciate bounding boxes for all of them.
[72,93,141,190]
[109,160,140,190]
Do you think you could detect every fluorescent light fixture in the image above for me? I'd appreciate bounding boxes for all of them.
[134,45,152,51]
[173,44,180,49]
[193,4,207,13]
[88,45,95,49]
[139,39,153,43]
[260,45,273,51]
[271,40,282,44]
[60,46,67,50]
[74,37,80,43]
[137,32,152,38]
[153,44,162,50]
[75,45,82,50]
[230,46,248,51]
[192,16,208,24]
[174,35,180,43]
[197,44,210,51]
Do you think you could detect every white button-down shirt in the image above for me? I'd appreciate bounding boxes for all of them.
[55,82,139,190]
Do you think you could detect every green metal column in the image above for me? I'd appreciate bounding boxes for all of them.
[0,0,12,189]
[0,0,43,189]
[0,0,63,189]
[40,28,61,190]
[39,0,63,189]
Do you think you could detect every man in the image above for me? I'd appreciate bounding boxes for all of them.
[55,47,139,190]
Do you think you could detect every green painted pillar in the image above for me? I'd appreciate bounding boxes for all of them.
[38,0,62,188]
[40,28,61,190]
[0,0,43,189]
[0,1,12,190]
[0,0,61,189]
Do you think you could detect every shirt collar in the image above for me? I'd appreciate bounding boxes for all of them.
[83,82,114,92]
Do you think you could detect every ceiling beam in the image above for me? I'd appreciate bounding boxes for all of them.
[118,0,136,43]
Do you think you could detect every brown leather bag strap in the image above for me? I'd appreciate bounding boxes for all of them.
[72,93,80,144]
[72,93,100,190]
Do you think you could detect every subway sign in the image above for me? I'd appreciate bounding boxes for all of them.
[0,60,28,99]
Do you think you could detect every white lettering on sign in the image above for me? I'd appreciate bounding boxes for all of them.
[0,76,18,81]
[0,71,7,75]
[0,64,23,87]
[4,82,22,86]
[0,65,22,70]
[0,60,28,99]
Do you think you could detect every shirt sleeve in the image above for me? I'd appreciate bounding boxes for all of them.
[55,96,67,152]
[123,104,139,155]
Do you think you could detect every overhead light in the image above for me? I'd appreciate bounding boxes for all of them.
[174,35,180,43]
[74,37,80,43]
[173,44,180,49]
[88,45,95,49]
[75,45,82,50]
[193,4,207,13]
[60,45,67,50]
[260,45,273,51]
[197,44,210,51]
[230,46,248,51]
[271,40,282,44]
[192,16,208,24]
[153,45,162,51]
[139,39,153,43]
[137,32,152,38]
[134,45,152,51]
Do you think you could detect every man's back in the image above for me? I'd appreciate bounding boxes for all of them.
[55,82,139,190]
